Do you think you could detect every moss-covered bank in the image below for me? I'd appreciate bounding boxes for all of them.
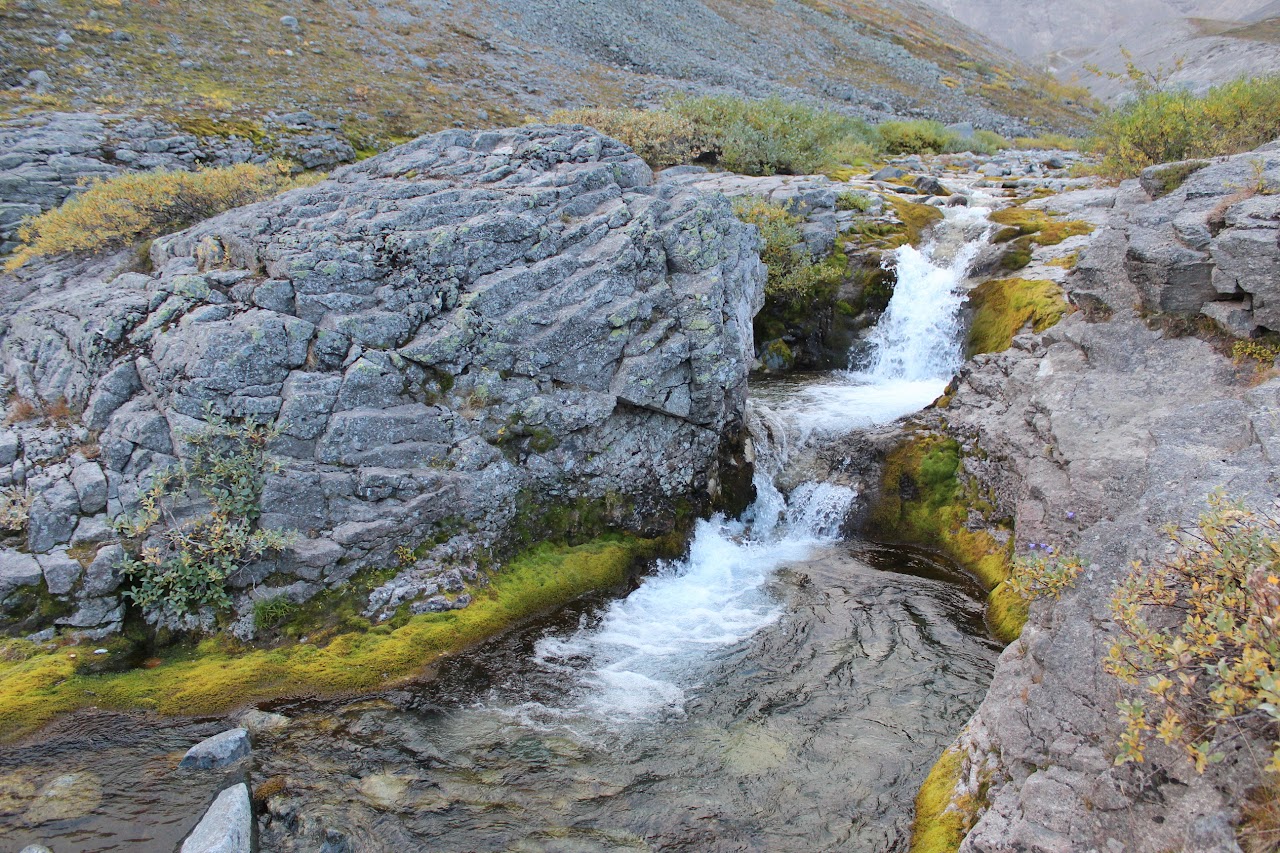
[966,277,1071,357]
[0,535,666,742]
[866,434,1023,642]
[909,746,969,853]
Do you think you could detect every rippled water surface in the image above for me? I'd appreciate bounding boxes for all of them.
[253,542,998,852]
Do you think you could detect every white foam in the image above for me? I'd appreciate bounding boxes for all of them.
[506,209,992,730]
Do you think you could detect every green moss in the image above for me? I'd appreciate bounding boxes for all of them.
[1145,160,1210,198]
[890,197,946,246]
[760,338,795,371]
[966,278,1071,356]
[988,208,1093,247]
[168,113,267,143]
[0,536,660,742]
[868,435,1021,641]
[909,746,968,853]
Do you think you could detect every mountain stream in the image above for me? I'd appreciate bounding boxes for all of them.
[2,206,1002,853]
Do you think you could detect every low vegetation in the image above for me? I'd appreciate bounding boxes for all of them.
[732,195,849,344]
[909,746,972,853]
[966,278,1071,356]
[1092,75,1280,179]
[115,413,293,618]
[553,99,1017,176]
[1106,494,1280,774]
[5,162,317,270]
[0,535,659,741]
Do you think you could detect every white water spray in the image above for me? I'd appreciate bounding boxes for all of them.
[509,207,992,729]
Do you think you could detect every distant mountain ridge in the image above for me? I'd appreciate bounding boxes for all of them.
[916,0,1280,99]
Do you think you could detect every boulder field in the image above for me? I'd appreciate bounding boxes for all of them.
[0,125,764,637]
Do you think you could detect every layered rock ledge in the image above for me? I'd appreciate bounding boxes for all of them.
[930,147,1280,851]
[0,125,764,636]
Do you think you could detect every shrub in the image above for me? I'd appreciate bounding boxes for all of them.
[117,412,295,617]
[1105,494,1280,773]
[547,107,712,168]
[1092,75,1280,179]
[6,162,317,270]
[673,95,877,176]
[876,120,952,155]
[836,190,873,212]
[1006,552,1083,602]
[732,195,845,304]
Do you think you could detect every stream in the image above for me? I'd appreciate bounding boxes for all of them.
[1,206,1000,853]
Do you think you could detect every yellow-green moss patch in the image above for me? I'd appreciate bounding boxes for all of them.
[966,278,1071,356]
[0,536,656,742]
[868,434,1021,641]
[891,197,946,246]
[909,746,969,853]
[989,207,1093,248]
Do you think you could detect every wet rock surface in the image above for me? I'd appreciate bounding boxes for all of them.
[0,124,764,632]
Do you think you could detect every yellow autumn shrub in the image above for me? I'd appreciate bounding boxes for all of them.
[5,162,318,271]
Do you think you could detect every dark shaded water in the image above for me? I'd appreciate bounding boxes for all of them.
[249,541,998,852]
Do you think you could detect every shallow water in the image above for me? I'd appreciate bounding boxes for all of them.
[0,206,998,852]
[252,542,999,852]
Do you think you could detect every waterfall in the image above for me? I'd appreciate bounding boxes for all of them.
[508,208,992,730]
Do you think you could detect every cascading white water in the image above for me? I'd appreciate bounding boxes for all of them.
[861,237,984,382]
[509,206,992,730]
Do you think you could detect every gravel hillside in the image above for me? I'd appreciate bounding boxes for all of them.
[0,0,1091,150]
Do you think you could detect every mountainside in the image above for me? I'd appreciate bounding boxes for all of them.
[0,0,1090,149]
[916,0,1280,99]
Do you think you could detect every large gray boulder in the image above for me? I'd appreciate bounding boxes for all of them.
[0,125,764,632]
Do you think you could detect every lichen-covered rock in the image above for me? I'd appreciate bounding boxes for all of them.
[1106,142,1280,336]
[0,125,764,632]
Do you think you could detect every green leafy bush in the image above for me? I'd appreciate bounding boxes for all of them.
[732,195,846,304]
[6,162,320,270]
[876,120,953,155]
[673,95,877,176]
[1007,552,1083,601]
[1092,75,1280,178]
[1106,494,1280,773]
[117,413,295,617]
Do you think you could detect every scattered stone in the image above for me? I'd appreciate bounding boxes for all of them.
[181,783,252,853]
[0,550,42,598]
[238,709,291,734]
[871,165,908,181]
[23,772,103,824]
[179,728,251,770]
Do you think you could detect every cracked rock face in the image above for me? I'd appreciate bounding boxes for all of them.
[931,154,1280,852]
[0,125,765,635]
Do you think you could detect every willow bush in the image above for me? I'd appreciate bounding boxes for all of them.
[1093,76,1280,178]
[5,162,317,270]
[1106,494,1280,773]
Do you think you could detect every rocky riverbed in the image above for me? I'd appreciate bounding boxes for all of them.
[0,114,1275,853]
